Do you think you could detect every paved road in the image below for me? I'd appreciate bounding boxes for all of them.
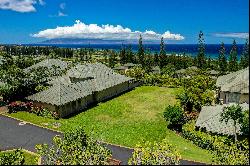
[0,115,205,165]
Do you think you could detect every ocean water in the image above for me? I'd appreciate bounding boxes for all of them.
[27,44,244,59]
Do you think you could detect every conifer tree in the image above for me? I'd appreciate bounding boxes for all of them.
[228,40,238,72]
[218,42,227,73]
[109,51,116,68]
[159,37,166,68]
[240,39,249,69]
[126,45,134,63]
[137,34,145,67]
[154,52,159,66]
[197,31,206,69]
[119,45,126,64]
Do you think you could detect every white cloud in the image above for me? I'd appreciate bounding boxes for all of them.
[0,0,44,12]
[162,31,185,40]
[59,2,65,9]
[213,32,249,39]
[32,20,185,41]
[38,0,45,6]
[58,11,67,17]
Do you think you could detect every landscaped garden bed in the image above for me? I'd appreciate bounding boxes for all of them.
[5,86,213,163]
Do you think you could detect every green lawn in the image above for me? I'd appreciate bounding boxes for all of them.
[5,86,213,163]
[0,150,38,165]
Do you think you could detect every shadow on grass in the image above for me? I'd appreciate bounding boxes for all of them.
[62,87,137,119]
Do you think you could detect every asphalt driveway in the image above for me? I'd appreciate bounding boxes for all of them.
[0,115,205,165]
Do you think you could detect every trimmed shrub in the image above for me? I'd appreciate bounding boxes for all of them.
[128,139,181,165]
[182,121,249,165]
[0,149,25,165]
[163,105,185,131]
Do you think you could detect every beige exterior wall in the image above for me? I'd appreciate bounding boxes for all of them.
[219,91,249,104]
[32,101,56,112]
[239,94,249,104]
[58,94,95,117]
[31,80,139,117]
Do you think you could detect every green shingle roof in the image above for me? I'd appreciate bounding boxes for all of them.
[196,103,249,135]
[26,80,94,106]
[216,67,249,94]
[27,63,134,105]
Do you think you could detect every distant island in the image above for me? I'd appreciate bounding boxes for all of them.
[38,38,160,45]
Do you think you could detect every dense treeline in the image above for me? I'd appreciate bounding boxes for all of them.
[0,32,248,74]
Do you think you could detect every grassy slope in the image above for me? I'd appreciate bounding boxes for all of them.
[6,86,212,163]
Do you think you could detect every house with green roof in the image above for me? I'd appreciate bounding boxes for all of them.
[195,67,249,135]
[216,67,249,104]
[196,103,249,135]
[26,62,139,117]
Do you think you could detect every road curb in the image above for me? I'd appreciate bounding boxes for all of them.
[1,113,209,165]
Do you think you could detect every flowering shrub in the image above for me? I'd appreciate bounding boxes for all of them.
[7,101,32,113]
[0,149,24,165]
[7,101,59,119]
[36,127,111,165]
[128,139,181,165]
[31,106,59,120]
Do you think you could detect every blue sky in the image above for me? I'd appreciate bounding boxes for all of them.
[0,0,248,44]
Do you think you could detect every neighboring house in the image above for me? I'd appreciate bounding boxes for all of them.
[123,63,137,69]
[113,63,138,72]
[196,103,249,135]
[174,66,198,78]
[26,63,139,117]
[216,67,249,104]
[113,66,128,72]
[195,67,249,135]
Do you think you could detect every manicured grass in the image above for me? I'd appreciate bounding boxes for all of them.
[0,150,38,165]
[6,86,212,163]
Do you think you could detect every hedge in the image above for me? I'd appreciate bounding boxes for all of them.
[182,121,249,165]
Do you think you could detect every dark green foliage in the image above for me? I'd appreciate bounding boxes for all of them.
[240,39,249,69]
[0,149,25,165]
[177,74,216,112]
[36,127,112,165]
[153,52,159,66]
[196,31,206,69]
[119,46,126,64]
[126,45,134,63]
[159,37,167,68]
[108,50,117,68]
[218,42,227,74]
[163,105,185,131]
[137,34,145,67]
[182,121,249,165]
[241,111,249,136]
[228,40,238,72]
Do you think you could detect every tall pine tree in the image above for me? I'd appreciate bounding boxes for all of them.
[159,37,166,68]
[154,52,159,66]
[126,45,134,63]
[240,39,249,69]
[218,42,227,74]
[228,40,238,72]
[137,34,145,67]
[197,31,206,69]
